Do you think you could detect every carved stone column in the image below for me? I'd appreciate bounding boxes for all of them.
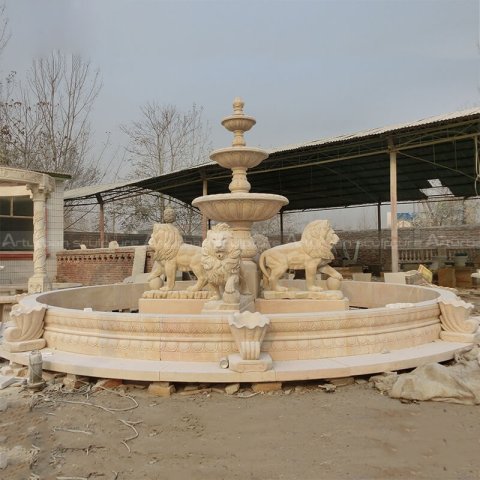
[27,184,52,293]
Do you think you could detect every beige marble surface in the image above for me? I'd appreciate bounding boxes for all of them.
[0,341,469,383]
[1,279,475,383]
[262,290,345,300]
[228,353,273,373]
[256,298,349,313]
[139,298,209,314]
[1,282,446,363]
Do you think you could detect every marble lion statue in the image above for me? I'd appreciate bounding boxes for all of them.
[259,219,343,292]
[201,223,248,302]
[148,223,207,291]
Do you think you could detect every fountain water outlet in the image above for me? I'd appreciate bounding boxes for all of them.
[228,311,270,360]
[228,311,272,373]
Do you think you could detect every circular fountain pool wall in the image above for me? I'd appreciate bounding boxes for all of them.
[24,281,454,362]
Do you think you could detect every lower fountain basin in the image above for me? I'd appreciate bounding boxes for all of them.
[2,281,455,362]
[0,281,471,382]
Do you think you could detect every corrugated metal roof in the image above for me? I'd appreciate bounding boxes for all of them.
[65,106,480,201]
[271,107,480,153]
[64,106,480,210]
[64,178,150,200]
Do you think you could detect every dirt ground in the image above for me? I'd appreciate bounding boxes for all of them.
[1,288,479,480]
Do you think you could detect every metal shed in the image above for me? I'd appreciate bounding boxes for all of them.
[65,107,480,271]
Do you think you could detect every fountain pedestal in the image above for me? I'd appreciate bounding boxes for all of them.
[193,194,288,297]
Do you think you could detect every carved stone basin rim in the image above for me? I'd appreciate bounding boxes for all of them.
[192,193,289,223]
[210,147,268,170]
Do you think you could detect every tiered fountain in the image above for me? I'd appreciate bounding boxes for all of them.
[1,99,478,383]
[193,97,288,297]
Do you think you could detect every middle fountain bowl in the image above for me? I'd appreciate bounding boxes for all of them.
[209,146,268,170]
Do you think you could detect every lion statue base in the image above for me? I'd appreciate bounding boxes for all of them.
[202,294,255,313]
[262,289,344,300]
[143,289,212,300]
[259,219,343,293]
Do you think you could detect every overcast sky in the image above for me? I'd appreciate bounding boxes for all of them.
[1,0,478,228]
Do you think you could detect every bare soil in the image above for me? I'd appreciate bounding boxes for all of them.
[0,288,479,480]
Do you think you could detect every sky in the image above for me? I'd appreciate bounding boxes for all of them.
[1,0,479,229]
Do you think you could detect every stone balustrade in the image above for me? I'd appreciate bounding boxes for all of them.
[398,247,479,265]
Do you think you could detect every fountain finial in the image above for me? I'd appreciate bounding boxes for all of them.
[233,97,244,115]
[221,97,256,148]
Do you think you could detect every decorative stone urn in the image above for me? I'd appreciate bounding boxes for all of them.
[228,311,270,360]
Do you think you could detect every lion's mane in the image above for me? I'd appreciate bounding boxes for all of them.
[148,223,183,262]
[300,219,337,260]
[201,223,241,286]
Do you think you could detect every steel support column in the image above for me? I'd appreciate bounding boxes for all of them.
[389,138,399,273]
[280,210,284,244]
[96,194,105,249]
[201,179,208,240]
[377,201,383,268]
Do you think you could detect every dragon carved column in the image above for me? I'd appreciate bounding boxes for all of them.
[27,183,53,293]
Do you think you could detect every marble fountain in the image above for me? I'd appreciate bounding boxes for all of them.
[1,98,479,383]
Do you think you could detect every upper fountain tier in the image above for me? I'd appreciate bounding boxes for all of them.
[192,97,288,224]
[211,97,267,189]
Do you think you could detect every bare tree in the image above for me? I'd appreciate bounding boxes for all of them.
[123,102,209,177]
[28,51,102,185]
[0,51,102,188]
[0,84,43,167]
[0,2,13,161]
[0,3,10,57]
[252,214,299,243]
[355,208,377,230]
[120,102,211,234]
[412,198,479,227]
